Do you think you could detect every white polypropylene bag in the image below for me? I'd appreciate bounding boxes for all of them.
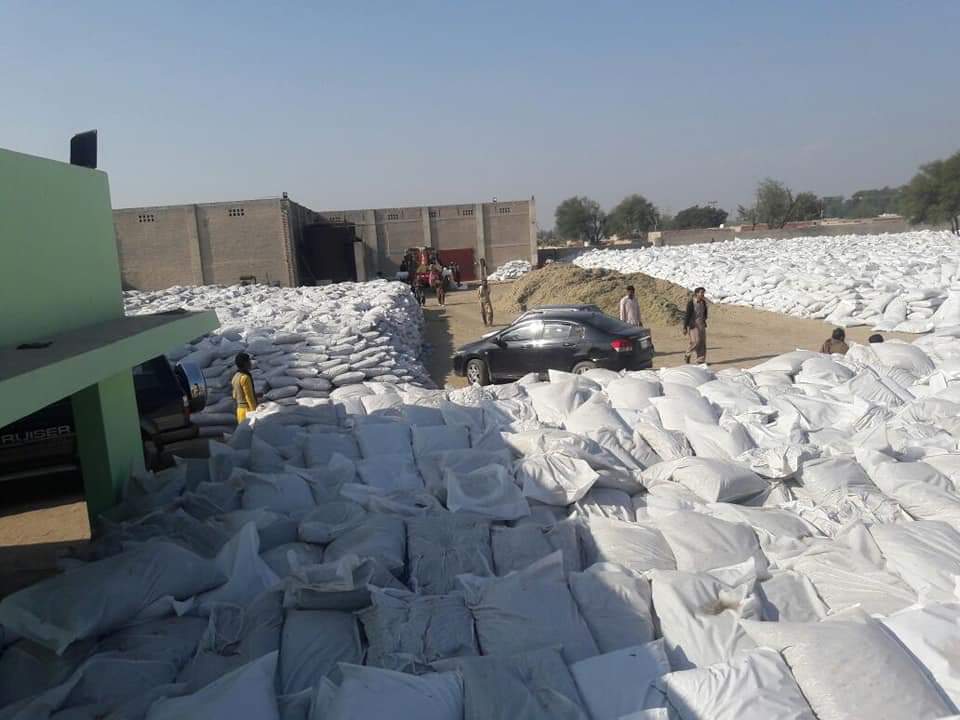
[656,512,769,576]
[883,602,960,708]
[516,454,599,506]
[570,641,671,720]
[683,419,757,463]
[564,397,632,435]
[0,543,225,654]
[649,396,718,431]
[661,647,816,720]
[146,651,279,720]
[646,457,768,503]
[326,665,463,720]
[406,515,493,595]
[491,520,581,576]
[237,470,315,515]
[742,607,953,720]
[649,561,761,671]
[568,563,656,652]
[606,377,662,410]
[445,465,529,521]
[578,518,677,572]
[869,521,960,602]
[459,551,598,663]
[278,609,361,695]
[358,588,478,673]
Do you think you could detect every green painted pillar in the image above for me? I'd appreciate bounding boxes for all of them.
[71,370,145,522]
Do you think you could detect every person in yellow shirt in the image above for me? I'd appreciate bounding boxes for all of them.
[231,352,258,423]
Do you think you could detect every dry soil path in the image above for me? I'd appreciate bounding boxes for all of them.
[423,281,915,388]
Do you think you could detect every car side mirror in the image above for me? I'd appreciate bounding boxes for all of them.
[493,335,505,346]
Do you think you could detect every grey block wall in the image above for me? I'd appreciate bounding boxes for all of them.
[115,196,537,289]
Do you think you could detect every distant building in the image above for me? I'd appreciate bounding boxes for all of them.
[113,196,537,290]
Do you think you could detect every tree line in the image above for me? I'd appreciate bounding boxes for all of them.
[546,149,960,244]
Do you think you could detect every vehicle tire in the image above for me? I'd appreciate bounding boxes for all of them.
[465,358,491,386]
[571,361,596,375]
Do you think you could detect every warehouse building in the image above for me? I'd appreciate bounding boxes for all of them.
[114,196,537,290]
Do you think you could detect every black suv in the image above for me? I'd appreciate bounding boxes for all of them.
[0,357,207,482]
[453,306,654,385]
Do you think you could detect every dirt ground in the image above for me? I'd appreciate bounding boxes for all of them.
[423,280,915,387]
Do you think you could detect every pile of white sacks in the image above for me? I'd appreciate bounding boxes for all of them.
[575,230,960,334]
[487,259,532,282]
[5,336,960,718]
[123,282,433,436]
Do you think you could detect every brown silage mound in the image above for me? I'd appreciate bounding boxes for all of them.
[498,264,689,326]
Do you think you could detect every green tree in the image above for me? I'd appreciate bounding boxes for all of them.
[903,150,960,234]
[607,194,660,238]
[736,204,758,227]
[821,195,845,218]
[792,192,822,221]
[671,204,728,229]
[843,186,906,218]
[754,178,795,228]
[555,196,607,244]
[536,228,557,247]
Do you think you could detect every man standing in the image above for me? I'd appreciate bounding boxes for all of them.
[478,279,493,326]
[683,286,708,364]
[619,285,642,326]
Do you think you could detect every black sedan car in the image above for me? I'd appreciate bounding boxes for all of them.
[453,306,654,385]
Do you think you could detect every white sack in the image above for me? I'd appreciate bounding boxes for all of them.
[661,647,816,720]
[578,518,677,572]
[570,641,671,720]
[358,588,478,673]
[459,551,598,663]
[568,564,656,652]
[326,665,463,720]
[445,465,529,521]
[656,512,768,575]
[146,651,279,720]
[883,602,960,708]
[742,608,953,720]
[516,454,599,506]
[649,561,761,671]
[0,543,225,655]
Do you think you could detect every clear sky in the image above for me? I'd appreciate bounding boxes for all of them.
[2,1,958,227]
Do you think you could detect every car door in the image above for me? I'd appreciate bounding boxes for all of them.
[487,320,543,379]
[538,321,584,372]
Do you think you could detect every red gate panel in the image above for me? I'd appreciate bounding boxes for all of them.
[438,248,476,282]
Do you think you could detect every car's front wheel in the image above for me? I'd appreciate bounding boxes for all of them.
[465,358,491,386]
[571,361,596,375]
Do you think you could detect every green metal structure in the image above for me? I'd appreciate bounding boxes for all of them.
[0,147,218,520]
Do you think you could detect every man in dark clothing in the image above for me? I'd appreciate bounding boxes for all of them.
[683,287,708,364]
[821,327,849,355]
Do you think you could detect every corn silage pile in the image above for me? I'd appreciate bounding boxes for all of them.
[4,336,960,717]
[575,230,960,334]
[123,281,433,436]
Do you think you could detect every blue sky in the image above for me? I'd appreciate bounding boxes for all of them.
[2,1,958,227]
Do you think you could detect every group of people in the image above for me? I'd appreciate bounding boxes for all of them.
[820,327,884,355]
[409,264,452,307]
[619,284,709,365]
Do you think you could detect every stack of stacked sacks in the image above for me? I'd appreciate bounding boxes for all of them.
[486,259,532,282]
[123,281,432,437]
[574,230,960,334]
[5,338,960,717]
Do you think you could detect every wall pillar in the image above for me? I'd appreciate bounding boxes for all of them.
[71,370,145,523]
[528,196,538,264]
[421,208,433,248]
[475,203,487,280]
[188,205,205,284]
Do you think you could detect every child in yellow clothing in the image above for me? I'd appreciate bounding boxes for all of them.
[231,352,258,423]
